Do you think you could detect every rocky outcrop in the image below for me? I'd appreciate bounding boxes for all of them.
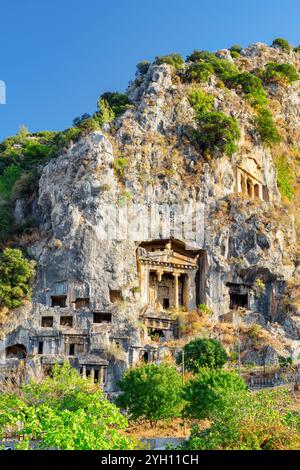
[1,42,300,386]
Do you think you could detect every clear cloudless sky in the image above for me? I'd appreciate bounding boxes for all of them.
[1,0,300,141]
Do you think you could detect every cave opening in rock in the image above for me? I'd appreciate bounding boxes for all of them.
[230,293,249,309]
[60,316,73,327]
[41,316,54,327]
[6,344,27,359]
[51,295,67,308]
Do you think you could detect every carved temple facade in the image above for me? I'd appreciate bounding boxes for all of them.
[137,239,203,311]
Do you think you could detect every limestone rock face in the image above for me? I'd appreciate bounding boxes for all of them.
[1,43,300,387]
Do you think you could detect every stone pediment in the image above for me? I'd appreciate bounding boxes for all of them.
[138,248,198,269]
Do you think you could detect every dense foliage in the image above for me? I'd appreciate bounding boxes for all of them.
[275,155,295,200]
[196,111,241,156]
[177,338,228,373]
[0,363,134,450]
[272,38,291,53]
[183,62,214,83]
[0,248,35,309]
[155,53,184,70]
[116,363,183,426]
[183,368,247,419]
[255,107,281,145]
[262,62,299,84]
[181,388,300,450]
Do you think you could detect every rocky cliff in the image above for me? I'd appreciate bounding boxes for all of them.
[1,41,300,389]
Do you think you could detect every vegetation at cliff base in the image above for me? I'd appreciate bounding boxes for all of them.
[176,338,228,373]
[116,363,183,427]
[0,363,134,450]
[0,248,35,309]
[182,368,247,419]
[180,388,300,450]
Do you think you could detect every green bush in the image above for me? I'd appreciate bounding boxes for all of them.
[263,62,299,84]
[183,62,214,83]
[0,363,134,450]
[230,44,242,54]
[188,89,215,115]
[294,45,300,53]
[95,98,115,125]
[116,363,183,426]
[229,72,268,106]
[195,110,241,156]
[154,53,184,70]
[183,368,247,419]
[177,338,228,373]
[0,248,35,309]
[136,61,150,75]
[113,157,128,177]
[255,107,281,145]
[0,165,22,199]
[100,92,131,117]
[272,38,291,53]
[180,388,300,450]
[275,155,295,201]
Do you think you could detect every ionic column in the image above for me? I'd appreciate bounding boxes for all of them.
[156,270,163,282]
[90,368,95,383]
[82,365,86,379]
[173,273,179,308]
[100,367,105,385]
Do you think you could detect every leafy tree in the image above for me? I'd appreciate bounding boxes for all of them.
[96,98,115,125]
[0,248,35,309]
[263,62,299,84]
[275,155,295,201]
[100,92,131,117]
[180,388,300,450]
[0,164,22,199]
[188,89,215,115]
[184,62,214,83]
[272,38,291,53]
[0,363,134,450]
[155,53,184,70]
[195,111,240,156]
[177,338,228,373]
[183,368,246,419]
[116,363,183,427]
[255,107,281,146]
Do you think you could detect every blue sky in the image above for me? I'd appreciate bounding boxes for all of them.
[0,0,300,141]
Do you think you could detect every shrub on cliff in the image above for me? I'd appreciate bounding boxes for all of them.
[272,38,291,53]
[195,110,240,156]
[182,368,246,419]
[263,62,299,84]
[177,338,228,373]
[0,363,134,450]
[100,92,131,117]
[0,248,35,309]
[255,107,281,146]
[116,363,183,426]
[276,155,295,201]
[188,89,215,115]
[229,72,268,106]
[184,62,214,83]
[154,53,184,70]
